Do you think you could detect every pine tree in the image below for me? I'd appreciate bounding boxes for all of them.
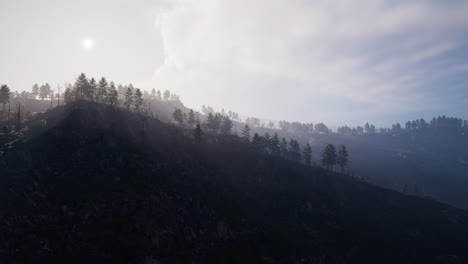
[221,116,233,134]
[74,73,89,100]
[303,143,312,166]
[39,84,51,101]
[206,113,222,133]
[321,144,336,170]
[270,133,280,155]
[49,90,55,108]
[263,133,272,153]
[241,125,250,141]
[0,85,11,111]
[156,90,162,101]
[172,108,184,124]
[97,77,108,103]
[64,87,73,104]
[207,113,215,132]
[280,138,288,157]
[31,84,39,99]
[252,133,262,149]
[288,139,301,161]
[124,87,133,111]
[56,85,61,106]
[163,90,171,101]
[336,144,349,173]
[88,78,97,101]
[133,89,144,111]
[187,109,196,127]
[108,82,118,107]
[194,123,203,143]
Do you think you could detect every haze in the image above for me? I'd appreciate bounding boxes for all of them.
[1,0,468,125]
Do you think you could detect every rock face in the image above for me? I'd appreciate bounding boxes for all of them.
[1,101,468,264]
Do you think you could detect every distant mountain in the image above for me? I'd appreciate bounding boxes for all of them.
[1,101,468,264]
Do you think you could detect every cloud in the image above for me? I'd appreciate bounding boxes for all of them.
[152,0,468,125]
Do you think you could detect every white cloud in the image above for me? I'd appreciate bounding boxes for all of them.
[152,0,468,124]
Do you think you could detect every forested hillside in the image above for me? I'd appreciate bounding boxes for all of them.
[2,75,468,208]
[1,101,468,264]
[243,120,468,208]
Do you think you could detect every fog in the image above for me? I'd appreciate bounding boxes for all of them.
[2,2,468,262]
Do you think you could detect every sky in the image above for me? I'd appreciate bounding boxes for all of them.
[1,0,468,126]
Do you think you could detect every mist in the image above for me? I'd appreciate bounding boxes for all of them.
[1,1,468,263]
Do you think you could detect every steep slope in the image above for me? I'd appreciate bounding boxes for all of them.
[1,101,468,264]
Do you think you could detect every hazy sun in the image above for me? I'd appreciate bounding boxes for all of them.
[82,38,94,49]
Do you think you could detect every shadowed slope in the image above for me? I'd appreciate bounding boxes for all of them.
[0,101,467,264]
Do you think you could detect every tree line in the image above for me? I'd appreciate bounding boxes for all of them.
[173,108,234,136]
[188,119,350,173]
[245,125,349,173]
[3,74,354,174]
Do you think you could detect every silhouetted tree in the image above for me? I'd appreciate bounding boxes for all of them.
[194,123,203,143]
[163,90,170,101]
[206,113,222,133]
[262,133,272,152]
[321,144,336,170]
[0,85,11,111]
[337,144,349,173]
[39,83,51,101]
[288,139,301,161]
[74,73,89,100]
[314,123,330,134]
[124,87,133,111]
[241,125,250,141]
[49,90,55,108]
[303,143,312,166]
[97,77,108,103]
[187,109,196,127]
[172,108,184,124]
[221,116,233,134]
[88,78,97,101]
[206,113,215,132]
[64,87,73,104]
[405,121,411,130]
[270,133,280,155]
[56,85,61,106]
[156,90,162,101]
[280,138,288,157]
[392,123,402,133]
[252,133,262,149]
[15,100,25,131]
[133,89,144,111]
[365,123,370,133]
[108,82,118,107]
[357,126,364,134]
[31,84,39,99]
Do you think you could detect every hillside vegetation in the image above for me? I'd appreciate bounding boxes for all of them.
[1,101,468,264]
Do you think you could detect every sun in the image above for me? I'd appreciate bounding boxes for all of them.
[82,38,94,49]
